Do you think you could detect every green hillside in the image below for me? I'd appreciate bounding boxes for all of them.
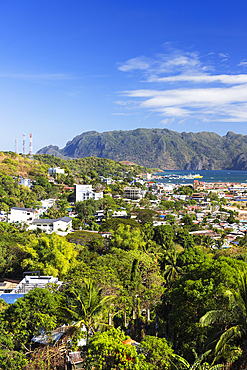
[37,128,247,170]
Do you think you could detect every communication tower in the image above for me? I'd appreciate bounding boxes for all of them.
[15,138,18,154]
[22,133,26,155]
[29,133,33,158]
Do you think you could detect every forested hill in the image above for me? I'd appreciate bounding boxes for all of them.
[36,128,247,170]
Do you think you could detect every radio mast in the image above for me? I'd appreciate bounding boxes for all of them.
[15,138,18,154]
[22,133,26,155]
[29,133,33,158]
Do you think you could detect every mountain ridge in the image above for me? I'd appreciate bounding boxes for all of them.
[37,128,247,170]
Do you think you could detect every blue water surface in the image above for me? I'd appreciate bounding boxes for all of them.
[154,170,247,184]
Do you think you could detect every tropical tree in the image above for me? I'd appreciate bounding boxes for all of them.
[140,335,174,369]
[110,224,145,251]
[84,328,144,370]
[202,235,214,249]
[170,349,223,369]
[163,248,182,283]
[60,279,115,341]
[153,224,174,248]
[200,270,247,363]
[1,288,58,347]
[17,233,78,278]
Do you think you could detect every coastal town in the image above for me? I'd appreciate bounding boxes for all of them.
[2,164,247,248]
[1,153,247,369]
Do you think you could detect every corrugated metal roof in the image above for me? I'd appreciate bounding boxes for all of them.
[11,207,36,212]
[33,217,72,224]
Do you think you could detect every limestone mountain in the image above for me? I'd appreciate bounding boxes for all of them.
[37,128,247,170]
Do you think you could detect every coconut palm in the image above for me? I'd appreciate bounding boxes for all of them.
[202,235,214,249]
[169,349,223,369]
[200,270,247,362]
[163,248,182,283]
[61,279,115,342]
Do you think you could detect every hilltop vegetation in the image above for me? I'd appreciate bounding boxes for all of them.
[0,152,155,212]
[33,154,158,178]
[37,128,247,170]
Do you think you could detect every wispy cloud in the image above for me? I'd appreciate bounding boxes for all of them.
[159,118,175,126]
[116,48,247,123]
[238,61,247,67]
[219,53,229,61]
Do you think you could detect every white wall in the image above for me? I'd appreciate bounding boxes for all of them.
[75,185,103,202]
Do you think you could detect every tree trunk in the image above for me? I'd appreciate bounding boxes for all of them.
[108,312,112,326]
[147,308,150,322]
[124,309,127,327]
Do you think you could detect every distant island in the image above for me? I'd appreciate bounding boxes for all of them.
[37,128,247,170]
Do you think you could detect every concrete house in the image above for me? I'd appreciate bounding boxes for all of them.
[123,187,142,200]
[48,167,65,175]
[75,184,103,202]
[31,216,72,234]
[8,207,38,224]
[18,178,31,187]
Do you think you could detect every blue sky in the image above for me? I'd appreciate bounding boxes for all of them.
[0,0,247,152]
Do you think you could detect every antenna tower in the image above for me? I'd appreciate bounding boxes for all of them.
[22,133,26,155]
[29,133,33,158]
[15,138,18,154]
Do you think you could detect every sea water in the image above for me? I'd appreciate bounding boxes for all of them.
[153,170,247,184]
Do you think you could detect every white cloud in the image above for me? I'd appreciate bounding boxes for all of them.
[150,74,247,84]
[159,118,174,126]
[118,57,151,72]
[219,53,229,60]
[117,48,247,123]
[238,61,247,67]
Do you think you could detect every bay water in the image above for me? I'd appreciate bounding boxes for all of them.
[154,170,247,184]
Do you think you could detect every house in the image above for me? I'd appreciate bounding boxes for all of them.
[0,279,20,294]
[112,209,128,218]
[11,273,62,295]
[32,325,86,369]
[8,207,39,224]
[39,199,56,215]
[18,178,31,187]
[99,176,112,185]
[48,167,65,175]
[30,216,72,234]
[123,187,142,200]
[75,184,103,202]
[190,193,204,202]
[0,274,62,303]
[138,173,152,180]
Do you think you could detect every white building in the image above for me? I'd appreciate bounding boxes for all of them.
[48,167,65,175]
[99,176,112,185]
[8,207,39,224]
[11,274,62,295]
[18,178,31,187]
[112,209,128,218]
[39,199,57,215]
[30,216,72,234]
[75,184,103,202]
[123,187,142,200]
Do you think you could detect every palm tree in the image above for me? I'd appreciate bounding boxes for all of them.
[169,349,223,369]
[61,279,115,342]
[200,270,247,362]
[202,235,214,249]
[163,248,182,284]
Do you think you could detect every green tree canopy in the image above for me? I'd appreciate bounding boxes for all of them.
[18,233,78,278]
